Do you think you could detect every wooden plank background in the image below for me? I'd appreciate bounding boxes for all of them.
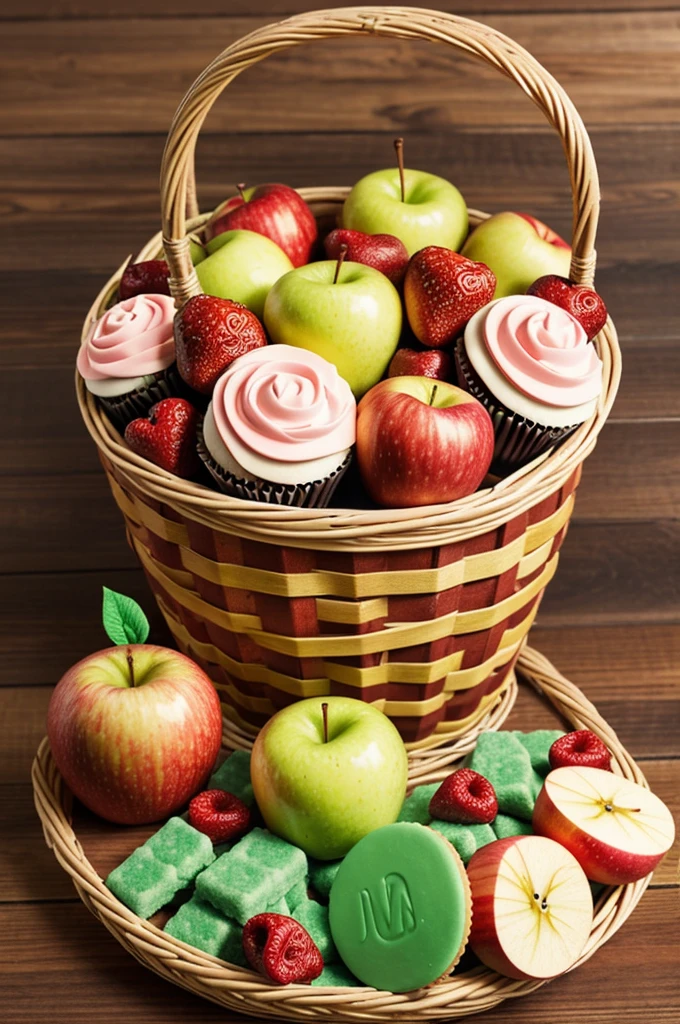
[1,1,678,1022]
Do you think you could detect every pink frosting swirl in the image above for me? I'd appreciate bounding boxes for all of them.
[212,345,356,463]
[484,295,602,407]
[77,293,176,381]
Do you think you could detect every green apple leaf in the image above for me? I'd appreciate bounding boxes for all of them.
[102,587,150,646]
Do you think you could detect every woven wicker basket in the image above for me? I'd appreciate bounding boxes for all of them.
[77,7,621,751]
[32,647,652,1021]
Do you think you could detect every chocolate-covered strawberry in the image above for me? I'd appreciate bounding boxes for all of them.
[527,275,607,341]
[324,228,409,286]
[119,259,171,300]
[429,768,498,825]
[175,294,267,395]
[124,398,200,478]
[405,247,496,348]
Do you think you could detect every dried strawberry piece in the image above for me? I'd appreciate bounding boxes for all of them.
[242,913,323,985]
[429,767,498,825]
[549,730,612,772]
[188,789,251,844]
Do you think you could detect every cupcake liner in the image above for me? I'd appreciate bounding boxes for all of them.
[196,421,352,509]
[98,363,187,430]
[454,338,580,474]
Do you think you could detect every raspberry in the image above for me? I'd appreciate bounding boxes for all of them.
[242,913,323,985]
[429,768,498,825]
[549,730,612,772]
[188,789,251,844]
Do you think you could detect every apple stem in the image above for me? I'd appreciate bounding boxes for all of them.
[394,138,405,203]
[429,384,438,407]
[333,243,349,284]
[322,702,329,743]
[236,182,248,203]
[127,649,136,688]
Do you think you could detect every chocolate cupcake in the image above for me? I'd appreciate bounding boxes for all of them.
[456,294,603,473]
[198,345,356,508]
[77,293,184,429]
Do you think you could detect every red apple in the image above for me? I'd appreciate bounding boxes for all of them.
[404,247,496,348]
[47,645,223,824]
[204,184,317,267]
[356,377,494,507]
[527,274,608,341]
[324,228,409,286]
[388,346,452,381]
[533,766,675,885]
[467,835,593,980]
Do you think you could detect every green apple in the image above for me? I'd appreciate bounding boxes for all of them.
[462,212,572,298]
[250,696,409,860]
[342,167,468,256]
[196,228,293,318]
[264,260,402,398]
[189,237,207,265]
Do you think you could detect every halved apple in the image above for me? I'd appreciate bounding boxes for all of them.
[533,766,675,885]
[467,835,593,980]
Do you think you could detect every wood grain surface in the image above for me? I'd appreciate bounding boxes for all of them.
[2,1,678,1022]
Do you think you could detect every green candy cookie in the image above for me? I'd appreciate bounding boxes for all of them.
[328,823,471,993]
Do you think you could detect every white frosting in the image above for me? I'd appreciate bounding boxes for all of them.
[464,300,598,428]
[84,374,154,398]
[202,404,348,487]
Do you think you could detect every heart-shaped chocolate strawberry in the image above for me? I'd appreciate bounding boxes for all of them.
[527,275,608,341]
[124,398,200,478]
[405,247,496,348]
[175,294,268,395]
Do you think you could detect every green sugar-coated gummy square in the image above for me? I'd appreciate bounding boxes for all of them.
[106,847,180,919]
[292,898,337,963]
[513,730,565,777]
[397,783,439,824]
[493,813,533,839]
[267,895,290,915]
[429,821,495,864]
[195,828,307,924]
[465,732,536,821]
[146,817,215,885]
[209,750,254,807]
[312,963,363,987]
[285,877,310,911]
[165,894,247,966]
[309,860,341,899]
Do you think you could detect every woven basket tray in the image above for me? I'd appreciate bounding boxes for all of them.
[77,7,621,752]
[32,646,652,1021]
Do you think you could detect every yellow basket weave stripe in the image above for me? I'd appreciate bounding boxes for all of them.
[114,475,572,600]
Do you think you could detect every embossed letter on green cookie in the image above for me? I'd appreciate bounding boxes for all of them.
[328,822,471,992]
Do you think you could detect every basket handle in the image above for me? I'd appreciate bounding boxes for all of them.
[160,7,600,306]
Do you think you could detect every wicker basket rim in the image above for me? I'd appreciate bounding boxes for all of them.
[32,646,652,1022]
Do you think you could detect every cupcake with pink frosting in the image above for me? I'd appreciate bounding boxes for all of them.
[455,294,603,472]
[77,293,184,428]
[198,344,356,507]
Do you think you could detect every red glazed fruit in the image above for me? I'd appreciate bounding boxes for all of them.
[324,228,409,286]
[242,914,323,985]
[429,768,498,825]
[188,789,252,844]
[174,294,267,395]
[527,275,608,341]
[549,730,612,772]
[124,398,199,478]
[388,346,452,382]
[404,247,496,348]
[119,259,171,300]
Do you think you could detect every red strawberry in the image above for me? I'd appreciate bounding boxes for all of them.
[429,768,498,825]
[174,294,267,395]
[242,914,323,985]
[124,398,199,478]
[188,788,252,844]
[324,229,409,286]
[388,346,452,381]
[549,730,612,772]
[119,259,171,300]
[527,275,608,341]
[404,247,496,348]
